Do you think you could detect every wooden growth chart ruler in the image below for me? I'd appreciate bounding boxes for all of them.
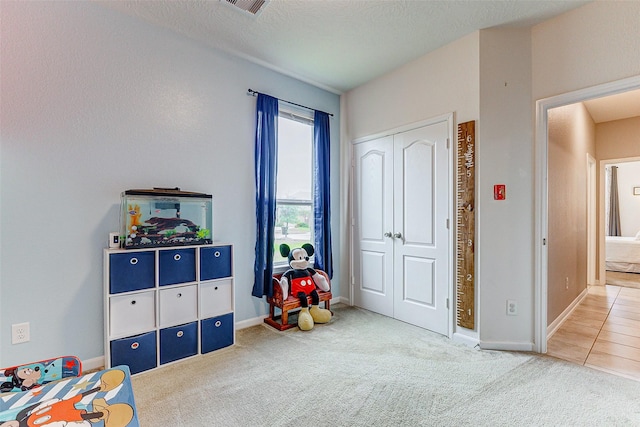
[456,121,475,330]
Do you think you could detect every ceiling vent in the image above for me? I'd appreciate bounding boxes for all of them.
[220,0,270,17]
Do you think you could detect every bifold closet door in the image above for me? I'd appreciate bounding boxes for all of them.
[353,135,395,317]
[353,120,450,336]
[392,122,449,335]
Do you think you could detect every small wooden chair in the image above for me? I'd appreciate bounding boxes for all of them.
[264,270,332,331]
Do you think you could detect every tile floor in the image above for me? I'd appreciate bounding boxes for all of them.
[547,285,640,381]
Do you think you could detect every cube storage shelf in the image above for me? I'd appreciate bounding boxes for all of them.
[104,244,234,374]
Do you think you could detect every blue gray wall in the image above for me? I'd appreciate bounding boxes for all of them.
[0,1,340,366]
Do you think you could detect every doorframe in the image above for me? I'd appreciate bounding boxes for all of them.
[587,153,597,286]
[534,75,640,353]
[350,112,455,338]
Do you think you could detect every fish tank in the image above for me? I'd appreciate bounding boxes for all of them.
[120,188,212,249]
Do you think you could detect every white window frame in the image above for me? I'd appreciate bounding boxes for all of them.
[273,104,315,271]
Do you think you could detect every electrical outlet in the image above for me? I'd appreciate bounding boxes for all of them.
[565,277,569,290]
[507,300,518,316]
[12,322,30,344]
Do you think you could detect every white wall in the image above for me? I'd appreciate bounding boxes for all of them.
[614,161,640,237]
[346,33,480,141]
[0,2,340,366]
[532,1,640,101]
[477,28,533,348]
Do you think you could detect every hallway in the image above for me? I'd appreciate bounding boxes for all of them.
[547,285,640,381]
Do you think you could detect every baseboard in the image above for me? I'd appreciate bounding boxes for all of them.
[236,296,348,331]
[547,287,588,339]
[479,341,535,351]
[82,356,105,371]
[93,298,344,367]
[236,315,268,330]
[331,295,349,305]
[452,332,479,348]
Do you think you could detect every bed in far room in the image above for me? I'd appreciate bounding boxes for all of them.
[606,235,640,273]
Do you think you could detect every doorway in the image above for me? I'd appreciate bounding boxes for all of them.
[541,82,640,379]
[602,159,640,289]
[535,75,640,354]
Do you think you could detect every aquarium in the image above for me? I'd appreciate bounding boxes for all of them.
[120,188,212,249]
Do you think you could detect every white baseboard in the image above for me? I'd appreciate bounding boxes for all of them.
[82,356,105,371]
[235,295,348,330]
[235,295,349,331]
[479,341,535,352]
[331,296,349,305]
[452,332,479,348]
[236,315,268,330]
[547,287,588,339]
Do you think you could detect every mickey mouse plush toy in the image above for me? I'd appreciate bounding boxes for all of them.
[279,243,332,331]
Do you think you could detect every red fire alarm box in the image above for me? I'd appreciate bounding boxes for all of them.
[494,184,506,200]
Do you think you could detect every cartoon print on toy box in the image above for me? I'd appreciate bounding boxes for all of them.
[0,366,139,427]
[0,357,81,394]
[279,243,332,331]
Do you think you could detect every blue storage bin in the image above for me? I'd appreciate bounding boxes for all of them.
[201,313,234,354]
[200,246,232,281]
[110,331,157,375]
[160,321,198,364]
[109,252,155,294]
[159,248,196,286]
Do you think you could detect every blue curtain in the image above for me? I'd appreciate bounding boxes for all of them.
[313,110,333,278]
[252,94,279,297]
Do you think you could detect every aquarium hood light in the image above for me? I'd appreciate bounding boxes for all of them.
[124,188,212,199]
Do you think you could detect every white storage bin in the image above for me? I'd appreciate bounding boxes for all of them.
[200,279,233,319]
[159,284,198,328]
[110,290,155,337]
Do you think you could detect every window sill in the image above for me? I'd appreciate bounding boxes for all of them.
[273,264,288,275]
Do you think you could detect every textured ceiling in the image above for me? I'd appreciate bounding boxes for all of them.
[98,0,590,93]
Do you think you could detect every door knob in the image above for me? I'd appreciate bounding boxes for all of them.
[384,232,393,238]
[393,232,403,239]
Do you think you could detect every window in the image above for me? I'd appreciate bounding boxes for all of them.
[274,107,314,265]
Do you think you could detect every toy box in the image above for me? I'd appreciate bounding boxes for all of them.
[1,356,81,394]
[1,366,139,427]
[121,188,212,249]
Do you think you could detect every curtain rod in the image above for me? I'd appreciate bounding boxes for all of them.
[247,89,334,117]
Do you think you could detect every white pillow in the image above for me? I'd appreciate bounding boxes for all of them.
[636,231,640,240]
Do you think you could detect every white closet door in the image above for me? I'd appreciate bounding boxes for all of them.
[353,135,394,317]
[352,119,451,336]
[392,121,449,335]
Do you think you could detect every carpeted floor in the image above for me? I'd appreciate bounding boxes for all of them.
[132,305,640,426]
[606,270,640,289]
